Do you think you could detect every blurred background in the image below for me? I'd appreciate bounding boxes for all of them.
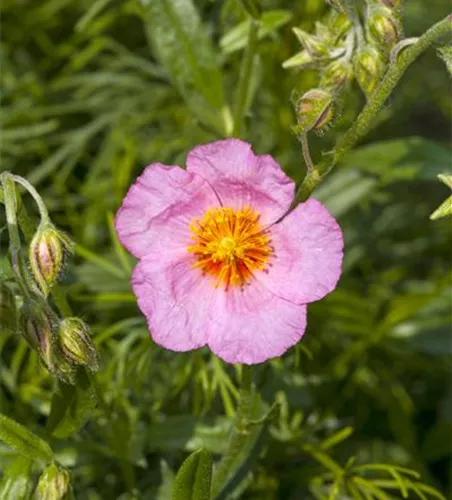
[1,0,451,498]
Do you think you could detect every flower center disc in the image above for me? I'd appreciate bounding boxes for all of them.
[187,206,271,288]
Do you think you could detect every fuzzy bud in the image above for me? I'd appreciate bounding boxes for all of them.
[326,0,345,12]
[35,463,71,500]
[320,58,353,92]
[366,5,400,51]
[21,299,56,371]
[57,318,99,371]
[354,45,386,96]
[0,283,19,334]
[297,89,334,132]
[292,28,329,58]
[327,10,352,38]
[29,223,72,297]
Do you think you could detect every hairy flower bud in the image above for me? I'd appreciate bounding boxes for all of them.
[327,10,352,39]
[35,463,71,500]
[354,44,386,96]
[366,5,400,51]
[292,27,329,58]
[297,89,334,132]
[0,283,19,334]
[320,58,353,91]
[29,223,72,297]
[57,318,99,371]
[21,298,56,371]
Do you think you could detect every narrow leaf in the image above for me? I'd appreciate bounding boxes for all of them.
[46,369,97,439]
[141,0,225,131]
[0,456,34,500]
[172,449,213,500]
[0,414,54,464]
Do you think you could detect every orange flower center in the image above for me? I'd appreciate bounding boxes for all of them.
[187,206,272,288]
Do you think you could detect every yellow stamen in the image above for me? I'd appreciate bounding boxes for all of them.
[187,206,271,289]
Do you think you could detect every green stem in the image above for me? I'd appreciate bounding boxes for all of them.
[300,133,315,173]
[0,174,31,297]
[232,19,260,137]
[293,14,452,205]
[211,365,254,498]
[8,173,50,222]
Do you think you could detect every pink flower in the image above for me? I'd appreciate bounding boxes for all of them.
[115,139,343,364]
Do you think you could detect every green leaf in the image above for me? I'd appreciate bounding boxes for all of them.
[141,0,225,131]
[157,460,175,500]
[46,369,97,439]
[236,0,262,19]
[430,195,452,220]
[220,10,293,54]
[0,456,34,500]
[0,414,54,464]
[172,449,213,500]
[437,45,452,77]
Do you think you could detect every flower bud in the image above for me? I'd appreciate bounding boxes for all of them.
[366,5,400,51]
[35,463,71,500]
[319,58,353,92]
[354,45,386,96]
[296,89,334,132]
[326,10,352,39]
[57,318,99,371]
[0,283,19,334]
[29,223,72,297]
[21,298,56,371]
[292,27,329,58]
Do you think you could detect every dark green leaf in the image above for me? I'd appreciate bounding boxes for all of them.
[172,449,213,500]
[141,0,226,131]
[0,414,54,464]
[46,369,97,439]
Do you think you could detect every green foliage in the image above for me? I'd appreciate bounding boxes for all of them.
[0,0,451,499]
[172,449,213,500]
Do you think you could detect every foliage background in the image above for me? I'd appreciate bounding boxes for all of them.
[0,0,451,498]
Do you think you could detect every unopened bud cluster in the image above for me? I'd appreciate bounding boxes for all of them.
[19,297,99,383]
[2,173,100,385]
[284,0,405,124]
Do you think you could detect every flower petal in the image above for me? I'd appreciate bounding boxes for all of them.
[131,251,216,351]
[115,163,220,258]
[207,282,307,364]
[257,198,343,304]
[187,139,295,225]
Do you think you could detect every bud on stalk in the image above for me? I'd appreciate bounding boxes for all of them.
[35,463,71,500]
[366,5,401,51]
[297,89,334,132]
[354,44,386,96]
[29,223,72,297]
[57,318,99,371]
[320,58,353,92]
[21,298,56,371]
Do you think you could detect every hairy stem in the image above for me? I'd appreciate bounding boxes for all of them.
[8,173,50,222]
[211,365,254,498]
[232,19,260,137]
[293,14,452,205]
[1,174,31,296]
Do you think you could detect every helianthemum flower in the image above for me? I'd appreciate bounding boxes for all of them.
[115,139,343,364]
